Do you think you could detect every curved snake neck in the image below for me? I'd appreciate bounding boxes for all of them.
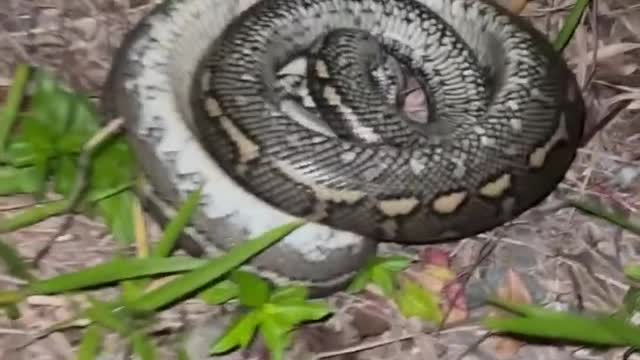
[191,0,585,244]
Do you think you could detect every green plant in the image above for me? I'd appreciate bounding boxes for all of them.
[0,65,320,359]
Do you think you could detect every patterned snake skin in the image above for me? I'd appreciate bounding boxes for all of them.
[104,0,585,294]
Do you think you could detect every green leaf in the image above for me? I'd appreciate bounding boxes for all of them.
[346,256,411,295]
[269,286,309,305]
[95,190,136,244]
[198,280,239,305]
[0,64,30,156]
[0,236,34,280]
[21,115,55,155]
[0,290,25,305]
[484,313,640,348]
[370,266,395,296]
[126,221,304,313]
[346,267,372,294]
[263,302,331,326]
[26,256,207,295]
[75,324,103,360]
[486,299,640,348]
[62,93,100,137]
[52,155,78,197]
[131,332,156,360]
[210,311,261,354]
[56,133,91,155]
[88,183,133,203]
[394,280,442,323]
[378,256,412,272]
[152,188,203,258]
[231,270,271,308]
[488,298,563,318]
[26,71,97,144]
[0,166,43,194]
[177,346,191,360]
[0,198,70,233]
[90,138,135,191]
[260,316,292,360]
[3,304,21,319]
[120,280,146,305]
[625,265,640,281]
[4,139,40,166]
[622,286,640,316]
[84,299,128,334]
[553,0,591,52]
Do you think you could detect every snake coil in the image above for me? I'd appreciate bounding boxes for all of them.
[105,0,585,295]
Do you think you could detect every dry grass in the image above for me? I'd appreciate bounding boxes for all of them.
[1,0,639,359]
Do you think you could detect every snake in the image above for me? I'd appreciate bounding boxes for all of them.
[103,0,585,296]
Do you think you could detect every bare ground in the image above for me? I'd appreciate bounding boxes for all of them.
[1,0,639,359]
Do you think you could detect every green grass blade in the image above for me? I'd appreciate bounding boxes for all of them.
[88,182,134,203]
[487,298,557,318]
[0,64,30,155]
[127,221,305,313]
[75,324,103,360]
[0,199,70,233]
[4,304,21,319]
[0,166,45,195]
[0,291,24,306]
[553,0,591,52]
[152,188,203,258]
[26,257,207,295]
[485,313,640,347]
[84,299,129,334]
[131,332,156,360]
[569,198,640,236]
[0,237,34,281]
[625,265,640,281]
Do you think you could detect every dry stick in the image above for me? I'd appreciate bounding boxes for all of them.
[582,0,599,91]
[435,240,498,360]
[436,239,497,332]
[11,314,91,351]
[567,266,585,312]
[30,117,125,265]
[311,333,419,360]
[580,99,631,147]
[454,332,494,360]
[623,347,639,360]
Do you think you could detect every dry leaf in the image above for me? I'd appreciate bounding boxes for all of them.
[420,247,451,267]
[496,269,533,305]
[405,249,469,325]
[442,281,469,324]
[494,0,529,14]
[491,269,533,359]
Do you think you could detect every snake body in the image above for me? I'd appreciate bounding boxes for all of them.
[104,0,585,294]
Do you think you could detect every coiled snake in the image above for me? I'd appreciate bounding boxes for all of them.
[104,0,585,295]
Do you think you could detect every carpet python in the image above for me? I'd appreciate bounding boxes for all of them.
[104,0,585,295]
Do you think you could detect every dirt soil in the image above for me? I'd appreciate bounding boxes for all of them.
[1,0,639,359]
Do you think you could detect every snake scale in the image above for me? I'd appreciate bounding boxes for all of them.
[104,0,585,295]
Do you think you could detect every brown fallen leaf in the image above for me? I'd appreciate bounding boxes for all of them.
[496,268,533,305]
[494,0,529,15]
[491,269,533,359]
[405,248,469,325]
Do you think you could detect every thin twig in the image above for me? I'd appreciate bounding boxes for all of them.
[31,215,74,267]
[580,100,630,147]
[68,117,126,210]
[582,0,599,91]
[31,117,125,265]
[455,332,494,360]
[437,239,497,332]
[312,333,418,360]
